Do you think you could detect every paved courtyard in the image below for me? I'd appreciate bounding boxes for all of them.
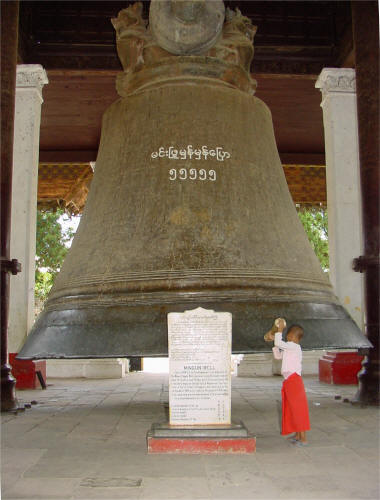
[1,372,379,500]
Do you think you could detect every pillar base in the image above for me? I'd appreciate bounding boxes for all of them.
[319,351,363,385]
[351,358,380,406]
[147,421,256,454]
[1,364,18,411]
[9,353,46,389]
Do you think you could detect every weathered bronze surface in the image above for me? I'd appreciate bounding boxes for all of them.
[149,0,225,55]
[18,1,371,359]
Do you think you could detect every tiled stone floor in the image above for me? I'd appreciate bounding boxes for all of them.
[1,373,379,500]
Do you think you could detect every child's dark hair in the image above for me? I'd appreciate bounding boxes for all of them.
[287,324,304,340]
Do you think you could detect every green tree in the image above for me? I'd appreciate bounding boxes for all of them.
[35,209,74,303]
[297,206,329,271]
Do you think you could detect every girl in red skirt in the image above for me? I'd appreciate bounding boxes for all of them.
[272,320,310,446]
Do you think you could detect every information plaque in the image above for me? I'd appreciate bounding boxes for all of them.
[168,307,232,426]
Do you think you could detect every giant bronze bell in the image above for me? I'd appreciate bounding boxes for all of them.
[18,1,370,359]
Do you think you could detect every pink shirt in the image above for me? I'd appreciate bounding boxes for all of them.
[273,332,302,379]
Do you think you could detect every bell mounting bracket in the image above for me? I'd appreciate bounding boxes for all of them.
[0,257,22,275]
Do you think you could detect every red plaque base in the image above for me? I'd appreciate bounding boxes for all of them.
[147,436,256,454]
[319,352,364,385]
[9,353,46,389]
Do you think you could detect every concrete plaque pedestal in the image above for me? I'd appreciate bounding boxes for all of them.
[148,308,255,454]
[147,421,256,454]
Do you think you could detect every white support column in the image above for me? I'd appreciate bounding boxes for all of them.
[237,354,274,377]
[46,358,129,379]
[316,68,364,329]
[9,65,48,354]
[238,351,323,377]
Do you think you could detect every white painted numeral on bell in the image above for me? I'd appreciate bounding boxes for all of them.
[199,169,207,180]
[168,168,217,181]
[169,168,177,180]
[189,168,197,180]
[179,168,187,180]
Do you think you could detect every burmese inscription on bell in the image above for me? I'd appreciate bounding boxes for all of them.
[168,307,232,425]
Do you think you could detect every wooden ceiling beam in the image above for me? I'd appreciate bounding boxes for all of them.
[39,150,98,163]
[279,153,325,166]
[19,0,349,75]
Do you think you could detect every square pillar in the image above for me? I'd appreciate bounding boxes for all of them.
[315,68,364,329]
[9,65,48,353]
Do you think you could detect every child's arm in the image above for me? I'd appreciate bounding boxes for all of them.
[274,318,288,349]
[274,331,288,350]
[272,346,283,359]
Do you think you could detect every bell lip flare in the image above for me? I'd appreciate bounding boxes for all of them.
[17,301,372,360]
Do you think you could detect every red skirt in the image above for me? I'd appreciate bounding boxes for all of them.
[281,373,310,435]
